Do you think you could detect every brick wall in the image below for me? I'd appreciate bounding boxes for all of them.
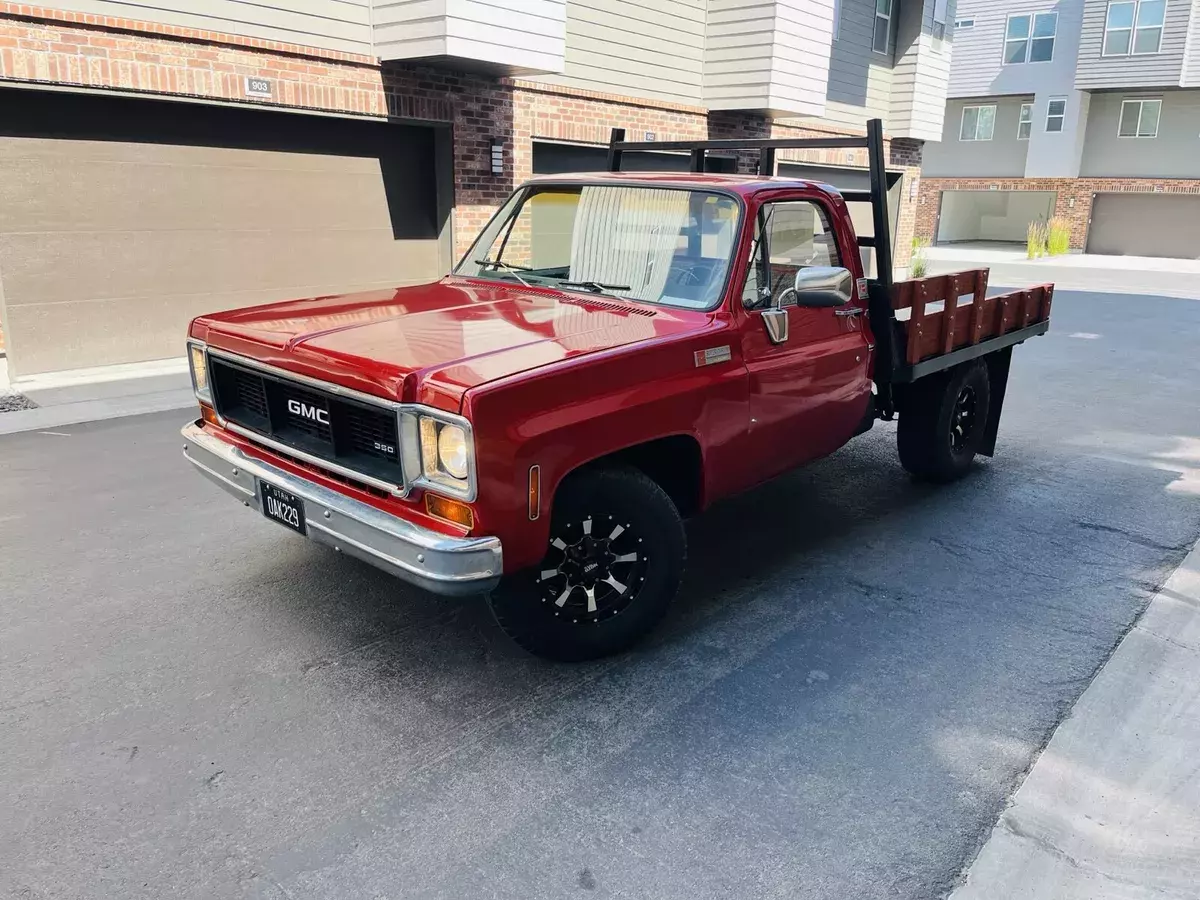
[916,176,1200,249]
[0,2,926,273]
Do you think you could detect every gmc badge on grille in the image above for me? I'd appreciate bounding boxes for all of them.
[287,399,329,425]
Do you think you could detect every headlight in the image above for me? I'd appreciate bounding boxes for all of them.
[418,416,474,497]
[188,342,211,404]
[437,425,469,479]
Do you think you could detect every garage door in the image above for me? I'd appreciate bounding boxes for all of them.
[0,88,447,377]
[1087,193,1200,259]
[936,191,1056,244]
[533,141,737,174]
[779,163,903,277]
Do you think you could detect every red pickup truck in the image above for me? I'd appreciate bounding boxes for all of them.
[182,121,1051,660]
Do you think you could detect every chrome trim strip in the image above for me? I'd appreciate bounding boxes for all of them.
[181,421,501,596]
[223,421,407,497]
[206,345,406,413]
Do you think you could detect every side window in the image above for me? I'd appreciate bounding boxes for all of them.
[742,201,842,307]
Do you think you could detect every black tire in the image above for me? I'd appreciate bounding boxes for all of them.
[897,361,991,483]
[488,465,686,661]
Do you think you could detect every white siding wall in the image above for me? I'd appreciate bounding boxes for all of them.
[374,0,567,73]
[1075,0,1191,89]
[529,0,703,102]
[704,0,836,116]
[35,0,373,55]
[1181,1,1200,85]
[890,0,952,139]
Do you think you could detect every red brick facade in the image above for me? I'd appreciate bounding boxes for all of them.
[0,2,927,352]
[916,176,1200,250]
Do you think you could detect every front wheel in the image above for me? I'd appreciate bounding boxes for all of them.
[488,466,686,661]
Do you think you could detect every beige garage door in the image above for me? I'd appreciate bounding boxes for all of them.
[0,89,447,377]
[1087,193,1200,259]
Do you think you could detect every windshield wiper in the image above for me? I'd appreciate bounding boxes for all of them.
[474,257,532,287]
[558,280,632,296]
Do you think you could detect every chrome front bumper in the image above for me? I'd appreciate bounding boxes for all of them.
[181,422,502,596]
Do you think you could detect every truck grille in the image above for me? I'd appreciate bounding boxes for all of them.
[208,354,403,488]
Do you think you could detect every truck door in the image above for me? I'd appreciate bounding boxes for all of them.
[737,197,872,479]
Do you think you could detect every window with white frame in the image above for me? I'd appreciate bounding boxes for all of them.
[1046,98,1067,132]
[956,18,975,30]
[1005,12,1058,63]
[1119,98,1161,137]
[1104,0,1166,55]
[933,0,949,39]
[833,0,841,40]
[960,105,997,141]
[1018,103,1034,140]
[873,0,892,54]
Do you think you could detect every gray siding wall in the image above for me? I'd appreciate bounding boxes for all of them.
[823,0,895,128]
[1075,0,1191,89]
[921,96,1034,175]
[949,0,1085,98]
[41,0,372,55]
[1079,88,1200,176]
[890,0,954,139]
[533,0,705,105]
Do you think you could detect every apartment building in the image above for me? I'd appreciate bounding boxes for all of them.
[919,0,1200,258]
[0,0,952,378]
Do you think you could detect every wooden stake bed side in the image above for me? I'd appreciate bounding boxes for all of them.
[890,270,1054,372]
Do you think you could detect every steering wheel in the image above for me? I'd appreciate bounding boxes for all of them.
[670,265,710,288]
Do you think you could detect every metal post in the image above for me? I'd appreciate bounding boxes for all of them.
[865,117,898,408]
[606,127,626,172]
[757,147,776,178]
[866,118,893,291]
[689,147,707,173]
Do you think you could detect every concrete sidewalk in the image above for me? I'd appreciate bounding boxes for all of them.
[0,355,195,435]
[950,541,1200,899]
[926,245,1200,299]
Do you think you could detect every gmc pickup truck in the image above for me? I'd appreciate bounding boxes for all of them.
[182,120,1052,660]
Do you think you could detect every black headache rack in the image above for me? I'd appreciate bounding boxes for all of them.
[605,117,1052,425]
[605,118,903,412]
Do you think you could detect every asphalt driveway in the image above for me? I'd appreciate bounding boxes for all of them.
[2,287,1198,899]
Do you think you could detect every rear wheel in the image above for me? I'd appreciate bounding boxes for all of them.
[488,466,686,661]
[898,361,991,483]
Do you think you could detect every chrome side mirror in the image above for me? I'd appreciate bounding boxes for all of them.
[762,308,789,345]
[793,266,854,308]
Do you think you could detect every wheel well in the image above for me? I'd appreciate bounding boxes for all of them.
[572,435,704,518]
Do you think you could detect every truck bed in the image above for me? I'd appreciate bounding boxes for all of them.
[889,269,1053,382]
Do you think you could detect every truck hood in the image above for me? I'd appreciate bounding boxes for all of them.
[194,277,711,411]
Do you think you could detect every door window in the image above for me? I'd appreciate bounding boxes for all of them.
[742,201,841,307]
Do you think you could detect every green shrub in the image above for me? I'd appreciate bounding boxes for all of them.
[1046,217,1071,256]
[910,236,930,279]
[1027,221,1048,259]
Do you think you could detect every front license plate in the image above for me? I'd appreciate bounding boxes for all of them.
[260,480,306,535]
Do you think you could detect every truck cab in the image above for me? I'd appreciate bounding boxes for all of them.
[182,122,1051,660]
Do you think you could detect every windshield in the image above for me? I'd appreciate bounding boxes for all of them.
[454,185,741,310]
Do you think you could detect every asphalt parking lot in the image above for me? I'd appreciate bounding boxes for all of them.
[3,287,1198,900]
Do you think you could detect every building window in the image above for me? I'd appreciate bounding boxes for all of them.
[933,0,949,39]
[1104,0,1166,56]
[956,18,975,30]
[1005,12,1058,63]
[1046,98,1067,132]
[833,0,841,40]
[960,105,997,141]
[1018,103,1034,140]
[873,0,892,54]
[1119,98,1162,137]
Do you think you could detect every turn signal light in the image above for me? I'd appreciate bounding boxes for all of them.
[426,493,474,530]
[200,404,221,428]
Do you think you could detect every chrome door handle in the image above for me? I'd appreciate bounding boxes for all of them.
[834,307,864,317]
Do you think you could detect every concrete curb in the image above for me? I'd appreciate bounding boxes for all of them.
[949,540,1200,900]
